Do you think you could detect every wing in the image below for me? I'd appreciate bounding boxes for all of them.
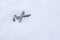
[20,11,25,16]
[19,17,23,23]
[18,11,25,22]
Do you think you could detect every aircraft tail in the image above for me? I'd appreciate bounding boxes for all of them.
[23,14,31,17]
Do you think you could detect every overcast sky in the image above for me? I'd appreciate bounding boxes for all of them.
[0,0,60,40]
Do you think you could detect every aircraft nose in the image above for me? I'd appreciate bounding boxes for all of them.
[13,18,15,22]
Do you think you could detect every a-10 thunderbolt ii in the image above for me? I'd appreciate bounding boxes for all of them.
[13,11,31,23]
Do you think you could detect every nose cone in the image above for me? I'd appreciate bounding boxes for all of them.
[13,18,15,22]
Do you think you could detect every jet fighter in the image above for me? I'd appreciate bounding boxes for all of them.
[13,11,31,23]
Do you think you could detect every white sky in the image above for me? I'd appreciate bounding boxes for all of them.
[0,0,60,40]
